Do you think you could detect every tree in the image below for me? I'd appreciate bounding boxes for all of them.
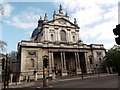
[8,51,17,61]
[0,40,7,52]
[104,45,120,75]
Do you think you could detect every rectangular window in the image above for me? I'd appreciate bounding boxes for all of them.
[89,58,93,64]
[28,51,37,56]
[31,58,34,67]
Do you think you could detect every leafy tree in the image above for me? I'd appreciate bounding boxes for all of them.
[104,45,120,75]
[0,40,7,52]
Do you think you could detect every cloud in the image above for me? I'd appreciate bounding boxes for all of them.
[57,0,119,49]
[0,25,2,40]
[2,2,14,17]
[118,1,120,24]
[5,6,46,30]
[6,17,37,30]
[0,2,13,24]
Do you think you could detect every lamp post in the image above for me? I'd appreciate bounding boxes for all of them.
[81,72,84,79]
[3,54,9,90]
[96,64,100,76]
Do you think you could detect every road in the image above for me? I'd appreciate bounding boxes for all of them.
[49,74,118,88]
[3,74,119,90]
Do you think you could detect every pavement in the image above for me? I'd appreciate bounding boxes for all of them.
[3,73,119,88]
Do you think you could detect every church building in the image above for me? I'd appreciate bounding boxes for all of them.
[17,5,106,81]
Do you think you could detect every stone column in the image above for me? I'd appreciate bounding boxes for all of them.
[51,52,54,69]
[10,74,13,84]
[51,52,55,79]
[46,28,48,41]
[61,52,67,76]
[44,29,46,41]
[76,30,79,41]
[76,52,82,74]
[44,28,48,41]
[58,30,60,41]
[66,32,68,42]
[34,72,37,81]
[69,30,72,42]
[63,52,66,70]
[19,74,22,83]
[75,52,81,75]
[60,52,63,73]
[25,76,27,82]
[48,52,52,77]
[67,29,70,42]
[84,52,92,74]
[46,28,49,41]
[55,29,58,42]
[75,52,77,70]
[54,30,57,41]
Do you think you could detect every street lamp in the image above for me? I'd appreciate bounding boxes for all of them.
[96,64,100,76]
[3,53,10,90]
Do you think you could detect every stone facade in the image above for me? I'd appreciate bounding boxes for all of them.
[17,5,106,81]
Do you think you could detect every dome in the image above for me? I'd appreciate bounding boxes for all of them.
[31,28,39,38]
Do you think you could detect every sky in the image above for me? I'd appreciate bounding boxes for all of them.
[0,0,119,53]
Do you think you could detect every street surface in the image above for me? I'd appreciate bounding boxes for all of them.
[49,74,118,88]
[3,74,119,90]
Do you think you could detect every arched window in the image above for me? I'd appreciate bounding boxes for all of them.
[73,36,75,42]
[60,30,66,41]
[51,34,54,41]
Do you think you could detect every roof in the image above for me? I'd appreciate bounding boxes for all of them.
[31,28,40,38]
[0,53,6,57]
[47,18,80,29]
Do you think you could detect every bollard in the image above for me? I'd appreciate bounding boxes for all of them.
[43,78,48,87]
[81,73,84,79]
[43,68,49,87]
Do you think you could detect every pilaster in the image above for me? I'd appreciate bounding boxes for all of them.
[10,74,13,84]
[84,52,92,74]
[61,52,67,76]
[75,52,81,75]
[48,52,52,77]
[76,52,82,74]
[69,30,72,42]
[51,52,55,79]
[34,72,37,81]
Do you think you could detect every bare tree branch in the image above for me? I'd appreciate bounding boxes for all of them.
[0,40,7,52]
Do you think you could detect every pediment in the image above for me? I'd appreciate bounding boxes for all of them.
[47,18,79,29]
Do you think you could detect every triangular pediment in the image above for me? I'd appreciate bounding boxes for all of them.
[47,18,79,29]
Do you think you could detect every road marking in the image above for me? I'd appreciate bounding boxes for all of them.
[36,87,41,89]
[49,86,53,87]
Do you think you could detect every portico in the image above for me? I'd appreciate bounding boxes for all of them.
[48,49,91,78]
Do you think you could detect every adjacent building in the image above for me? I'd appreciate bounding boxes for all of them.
[0,54,6,88]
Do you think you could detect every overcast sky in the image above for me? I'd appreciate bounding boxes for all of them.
[0,0,119,53]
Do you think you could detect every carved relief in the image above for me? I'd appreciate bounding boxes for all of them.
[96,52,102,55]
[28,52,36,55]
[49,29,54,33]
[58,19,66,24]
[27,51,37,58]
